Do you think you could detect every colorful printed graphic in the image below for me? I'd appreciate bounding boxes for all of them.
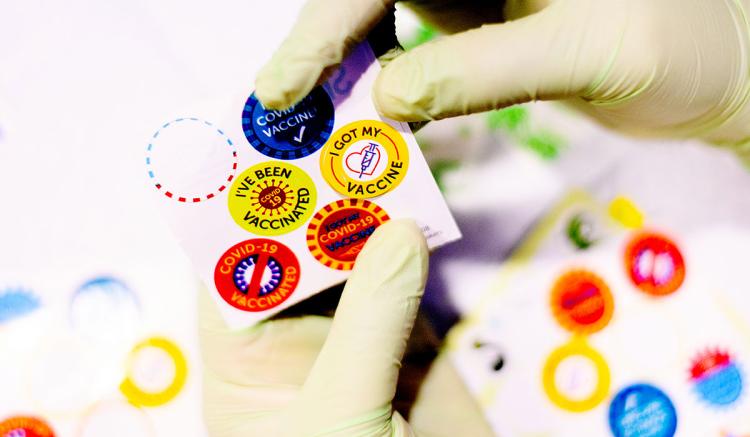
[690,349,744,408]
[242,87,334,160]
[228,162,316,236]
[550,270,614,335]
[0,416,55,437]
[625,232,685,296]
[609,384,677,437]
[306,199,390,270]
[146,117,238,203]
[542,339,611,412]
[0,288,40,324]
[119,337,188,408]
[566,213,598,250]
[214,239,300,312]
[320,120,409,198]
[69,276,141,342]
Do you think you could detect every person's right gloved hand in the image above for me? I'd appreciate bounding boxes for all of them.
[256,0,750,158]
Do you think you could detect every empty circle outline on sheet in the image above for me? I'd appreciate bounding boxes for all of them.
[146,117,238,203]
[242,87,335,160]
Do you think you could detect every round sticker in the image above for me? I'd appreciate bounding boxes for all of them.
[542,339,611,412]
[0,416,55,437]
[146,117,238,203]
[690,349,744,408]
[0,287,40,324]
[625,232,685,296]
[306,199,390,270]
[320,120,409,198]
[69,277,141,344]
[609,384,677,437]
[119,337,188,408]
[242,87,334,160]
[214,239,300,312]
[228,162,316,236]
[550,270,614,335]
[566,213,599,250]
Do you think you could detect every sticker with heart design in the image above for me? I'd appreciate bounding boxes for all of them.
[320,120,409,199]
[344,142,384,179]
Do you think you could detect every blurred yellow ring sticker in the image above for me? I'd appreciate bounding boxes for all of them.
[320,120,409,199]
[120,337,188,407]
[542,339,610,412]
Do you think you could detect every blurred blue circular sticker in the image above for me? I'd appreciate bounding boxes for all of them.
[242,86,334,160]
[609,384,677,437]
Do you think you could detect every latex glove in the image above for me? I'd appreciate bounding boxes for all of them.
[199,220,493,437]
[256,0,750,155]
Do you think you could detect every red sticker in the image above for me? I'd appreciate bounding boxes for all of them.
[625,232,685,296]
[306,199,390,270]
[0,416,55,437]
[550,270,614,335]
[214,239,300,312]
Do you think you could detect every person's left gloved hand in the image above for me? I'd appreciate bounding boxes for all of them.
[199,220,493,437]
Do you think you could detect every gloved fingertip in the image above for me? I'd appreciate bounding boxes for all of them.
[373,58,433,122]
[354,219,428,282]
[254,67,298,111]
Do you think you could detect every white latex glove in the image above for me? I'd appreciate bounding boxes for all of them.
[256,0,750,156]
[199,220,494,437]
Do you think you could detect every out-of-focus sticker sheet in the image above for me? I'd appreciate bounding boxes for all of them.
[448,191,750,436]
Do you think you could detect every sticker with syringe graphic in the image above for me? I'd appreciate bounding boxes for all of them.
[320,120,409,199]
[145,42,461,329]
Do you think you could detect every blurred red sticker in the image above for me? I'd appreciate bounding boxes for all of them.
[625,232,685,296]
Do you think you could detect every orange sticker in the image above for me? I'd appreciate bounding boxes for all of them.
[550,270,614,335]
[0,416,55,437]
[306,199,390,270]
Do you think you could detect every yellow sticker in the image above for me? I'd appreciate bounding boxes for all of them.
[608,196,644,229]
[228,162,317,236]
[320,120,409,198]
[119,337,188,408]
[542,339,610,412]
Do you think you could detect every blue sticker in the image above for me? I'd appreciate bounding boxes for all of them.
[609,384,677,437]
[242,87,335,160]
[0,288,40,323]
[691,350,744,408]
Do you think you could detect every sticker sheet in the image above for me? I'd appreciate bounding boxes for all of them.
[448,191,750,437]
[144,43,460,328]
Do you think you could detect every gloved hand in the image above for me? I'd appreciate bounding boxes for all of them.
[198,220,494,437]
[256,0,750,155]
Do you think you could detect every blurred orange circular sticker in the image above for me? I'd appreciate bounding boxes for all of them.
[625,232,685,296]
[550,269,614,335]
[307,199,390,270]
[0,416,55,437]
